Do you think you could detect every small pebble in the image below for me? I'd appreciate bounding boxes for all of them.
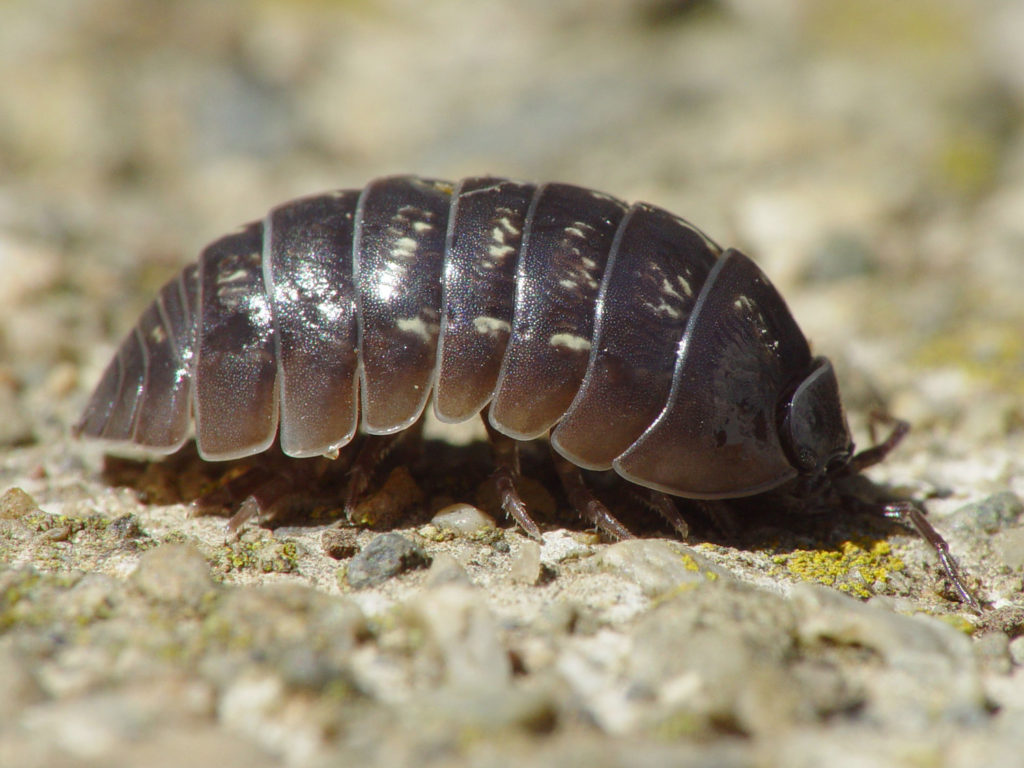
[425,552,472,587]
[0,646,45,717]
[321,527,359,560]
[800,231,877,283]
[974,632,1013,675]
[991,528,1024,572]
[346,533,430,589]
[0,385,35,448]
[0,487,40,519]
[509,540,542,585]
[1009,636,1024,667]
[108,514,143,540]
[130,543,215,609]
[431,503,496,536]
[39,524,71,542]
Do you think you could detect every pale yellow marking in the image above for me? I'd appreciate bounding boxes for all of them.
[733,295,755,312]
[645,299,681,320]
[488,243,517,260]
[549,333,591,351]
[495,215,519,235]
[217,267,251,285]
[676,274,693,297]
[473,316,511,335]
[660,277,683,301]
[396,316,436,342]
[394,236,418,258]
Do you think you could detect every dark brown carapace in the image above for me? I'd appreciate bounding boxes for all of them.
[76,175,979,610]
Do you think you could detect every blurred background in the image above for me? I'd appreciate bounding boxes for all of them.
[0,0,1021,465]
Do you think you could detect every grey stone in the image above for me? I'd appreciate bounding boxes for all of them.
[952,491,1024,533]
[1009,635,1024,666]
[108,513,143,540]
[595,539,733,598]
[0,487,39,519]
[0,645,45,717]
[130,543,215,610]
[790,583,986,728]
[424,552,473,587]
[974,632,1013,675]
[620,582,809,736]
[991,527,1024,572]
[0,386,35,448]
[402,685,556,735]
[404,584,511,691]
[801,230,878,282]
[205,584,366,679]
[346,533,430,589]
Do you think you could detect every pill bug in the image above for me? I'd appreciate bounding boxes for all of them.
[75,175,979,609]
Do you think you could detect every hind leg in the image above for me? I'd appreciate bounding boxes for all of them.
[549,447,633,540]
[482,414,543,539]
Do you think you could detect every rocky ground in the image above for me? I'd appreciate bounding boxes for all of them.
[1,1,1023,766]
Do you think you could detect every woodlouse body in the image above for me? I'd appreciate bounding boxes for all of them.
[77,175,855,502]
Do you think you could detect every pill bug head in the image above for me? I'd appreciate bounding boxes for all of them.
[778,356,854,490]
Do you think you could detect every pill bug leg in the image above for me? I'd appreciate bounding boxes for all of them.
[225,472,298,535]
[191,465,273,516]
[550,448,633,540]
[882,501,981,612]
[843,416,910,475]
[189,450,347,535]
[833,419,981,612]
[344,430,416,523]
[483,414,542,540]
[639,490,690,539]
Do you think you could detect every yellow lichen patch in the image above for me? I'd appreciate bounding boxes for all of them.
[937,614,976,636]
[678,552,702,573]
[771,540,905,600]
[935,130,1001,199]
[805,0,969,64]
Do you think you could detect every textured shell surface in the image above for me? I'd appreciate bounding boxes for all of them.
[77,174,838,500]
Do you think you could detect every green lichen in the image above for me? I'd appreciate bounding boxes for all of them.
[771,539,905,599]
[216,536,303,574]
[0,568,78,632]
[26,510,110,537]
[937,614,976,636]
[651,709,715,741]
